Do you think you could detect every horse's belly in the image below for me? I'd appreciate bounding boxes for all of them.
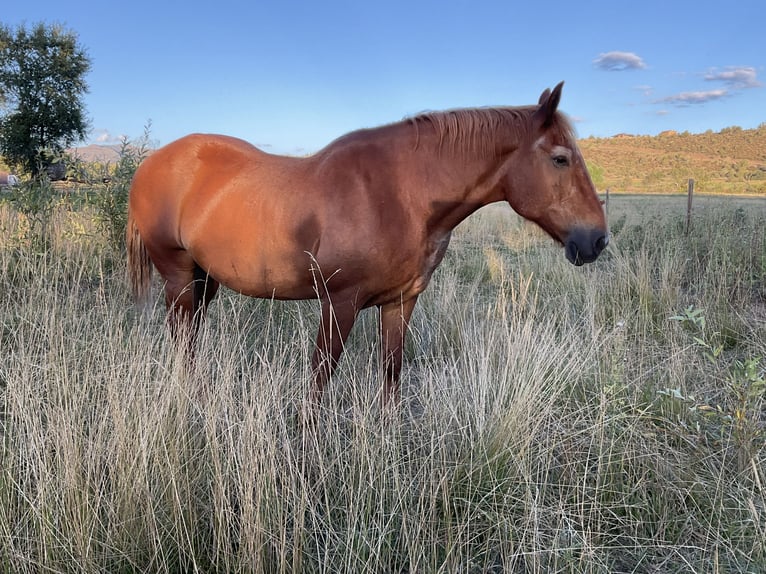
[201,248,319,300]
[184,197,324,299]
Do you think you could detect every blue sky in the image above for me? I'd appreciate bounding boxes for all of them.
[4,0,764,154]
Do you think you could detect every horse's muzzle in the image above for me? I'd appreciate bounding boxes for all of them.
[565,228,609,266]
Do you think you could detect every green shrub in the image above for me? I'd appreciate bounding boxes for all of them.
[1,175,58,251]
[91,123,152,251]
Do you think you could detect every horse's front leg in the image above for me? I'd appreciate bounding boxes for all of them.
[308,297,358,409]
[378,296,419,406]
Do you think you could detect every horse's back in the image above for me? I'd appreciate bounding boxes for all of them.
[129,134,272,242]
[131,133,268,198]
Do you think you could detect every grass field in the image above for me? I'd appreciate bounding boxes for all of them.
[0,191,764,573]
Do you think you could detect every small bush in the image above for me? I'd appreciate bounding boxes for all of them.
[92,123,153,251]
[1,175,59,251]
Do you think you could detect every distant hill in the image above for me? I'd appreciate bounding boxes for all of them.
[68,144,123,163]
[579,124,766,195]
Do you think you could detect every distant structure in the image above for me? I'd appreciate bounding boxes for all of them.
[0,172,20,188]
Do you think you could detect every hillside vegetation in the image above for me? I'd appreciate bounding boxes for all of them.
[580,124,766,195]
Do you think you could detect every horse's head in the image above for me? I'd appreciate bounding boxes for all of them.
[504,82,608,265]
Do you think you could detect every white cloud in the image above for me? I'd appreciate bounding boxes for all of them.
[653,65,760,110]
[704,66,761,89]
[657,89,729,105]
[90,129,125,144]
[593,51,647,71]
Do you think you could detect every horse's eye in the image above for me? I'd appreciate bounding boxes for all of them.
[552,155,570,168]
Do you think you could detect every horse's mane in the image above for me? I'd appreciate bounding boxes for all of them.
[319,105,577,161]
[408,106,576,158]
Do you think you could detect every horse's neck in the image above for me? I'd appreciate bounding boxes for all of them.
[315,121,513,234]
[410,128,511,234]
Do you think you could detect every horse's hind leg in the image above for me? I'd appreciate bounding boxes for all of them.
[191,264,220,331]
[157,251,219,355]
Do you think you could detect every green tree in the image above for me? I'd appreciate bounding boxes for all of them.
[0,22,90,177]
[586,161,605,189]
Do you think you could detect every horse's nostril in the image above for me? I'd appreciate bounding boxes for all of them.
[566,230,608,265]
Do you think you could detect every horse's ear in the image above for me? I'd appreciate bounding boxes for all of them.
[534,81,565,129]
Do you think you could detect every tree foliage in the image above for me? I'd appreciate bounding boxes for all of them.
[0,22,91,176]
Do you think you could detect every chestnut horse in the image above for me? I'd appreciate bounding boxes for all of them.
[127,82,608,405]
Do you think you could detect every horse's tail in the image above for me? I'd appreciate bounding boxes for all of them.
[127,208,153,305]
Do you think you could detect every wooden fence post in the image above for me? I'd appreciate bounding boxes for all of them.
[605,187,610,219]
[685,179,694,235]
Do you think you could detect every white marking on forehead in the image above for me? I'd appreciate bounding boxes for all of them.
[552,145,573,158]
[534,136,575,154]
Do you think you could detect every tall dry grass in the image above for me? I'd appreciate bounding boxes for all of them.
[0,194,764,572]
